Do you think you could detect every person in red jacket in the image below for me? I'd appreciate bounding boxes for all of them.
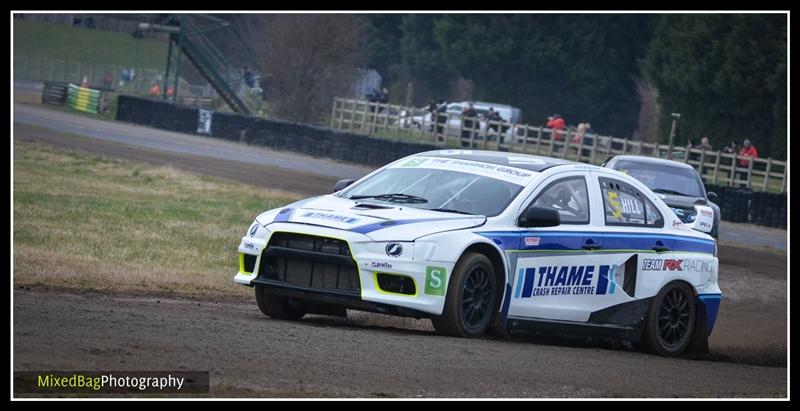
[737,139,759,184]
[738,139,759,166]
[546,114,566,141]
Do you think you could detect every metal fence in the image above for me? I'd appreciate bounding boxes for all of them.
[14,55,212,99]
[331,97,787,193]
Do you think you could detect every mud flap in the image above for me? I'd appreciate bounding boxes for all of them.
[490,283,513,339]
[685,300,709,358]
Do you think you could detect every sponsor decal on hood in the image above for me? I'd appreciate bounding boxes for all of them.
[267,195,486,241]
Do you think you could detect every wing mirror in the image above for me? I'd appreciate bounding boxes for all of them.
[334,179,355,193]
[707,191,718,200]
[518,206,561,228]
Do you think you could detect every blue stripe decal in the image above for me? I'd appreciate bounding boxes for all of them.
[698,294,722,335]
[479,230,715,244]
[273,207,294,223]
[521,268,536,298]
[501,283,512,319]
[477,230,715,254]
[596,265,609,295]
[514,268,524,298]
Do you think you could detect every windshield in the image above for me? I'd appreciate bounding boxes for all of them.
[614,160,705,198]
[342,167,524,216]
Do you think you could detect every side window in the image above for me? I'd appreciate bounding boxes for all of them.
[645,198,665,227]
[600,178,663,227]
[530,177,590,224]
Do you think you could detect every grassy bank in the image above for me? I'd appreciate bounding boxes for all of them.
[13,140,301,296]
[14,19,168,69]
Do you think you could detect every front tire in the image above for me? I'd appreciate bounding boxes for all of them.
[638,281,697,356]
[255,286,307,320]
[431,252,497,338]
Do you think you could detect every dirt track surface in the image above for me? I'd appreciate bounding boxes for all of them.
[12,288,786,398]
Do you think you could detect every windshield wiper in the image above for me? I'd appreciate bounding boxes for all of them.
[428,208,476,215]
[349,193,429,204]
[653,188,692,197]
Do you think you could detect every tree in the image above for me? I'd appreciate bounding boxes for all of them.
[365,14,655,136]
[239,14,367,124]
[644,14,787,159]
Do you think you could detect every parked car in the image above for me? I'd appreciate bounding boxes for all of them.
[602,155,721,239]
[235,150,720,356]
[400,101,522,141]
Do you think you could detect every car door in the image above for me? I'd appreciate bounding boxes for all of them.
[589,175,672,314]
[507,172,605,322]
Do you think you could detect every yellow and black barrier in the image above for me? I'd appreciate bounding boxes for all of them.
[67,84,101,114]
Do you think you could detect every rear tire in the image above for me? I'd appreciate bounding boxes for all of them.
[638,281,697,356]
[431,252,497,338]
[255,286,307,320]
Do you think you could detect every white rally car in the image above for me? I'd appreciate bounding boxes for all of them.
[235,150,721,356]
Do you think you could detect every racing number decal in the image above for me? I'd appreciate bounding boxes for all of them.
[425,266,447,296]
[608,191,623,219]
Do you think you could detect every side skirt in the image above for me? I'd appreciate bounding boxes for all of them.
[508,298,653,342]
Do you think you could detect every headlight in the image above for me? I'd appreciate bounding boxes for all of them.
[671,207,697,223]
[246,220,269,239]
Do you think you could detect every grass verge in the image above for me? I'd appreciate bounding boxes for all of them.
[14,19,168,69]
[13,139,301,296]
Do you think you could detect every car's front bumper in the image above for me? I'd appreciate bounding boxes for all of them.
[234,223,454,316]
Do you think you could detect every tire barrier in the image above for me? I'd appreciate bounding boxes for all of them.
[42,81,70,106]
[705,184,786,229]
[115,96,786,230]
[116,95,439,169]
[67,84,101,114]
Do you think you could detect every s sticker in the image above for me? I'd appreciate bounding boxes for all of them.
[425,266,447,296]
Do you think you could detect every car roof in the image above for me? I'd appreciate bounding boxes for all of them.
[609,155,697,170]
[415,150,579,172]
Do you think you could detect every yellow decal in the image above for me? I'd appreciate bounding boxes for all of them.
[608,191,623,219]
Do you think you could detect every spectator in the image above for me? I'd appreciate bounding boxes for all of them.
[723,140,738,154]
[366,87,380,103]
[426,100,438,132]
[697,136,713,151]
[149,81,161,97]
[546,114,566,141]
[102,72,114,89]
[691,136,714,176]
[434,100,447,135]
[486,107,497,133]
[737,139,759,184]
[738,139,759,167]
[242,67,256,88]
[427,99,437,113]
[462,103,478,141]
[572,122,591,145]
[379,88,389,104]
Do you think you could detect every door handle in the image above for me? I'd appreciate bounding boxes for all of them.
[652,245,671,252]
[582,243,602,251]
